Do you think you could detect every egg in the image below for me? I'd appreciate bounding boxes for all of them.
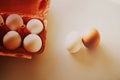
[26,19,43,34]
[3,31,22,50]
[0,15,4,26]
[6,14,23,30]
[65,31,82,53]
[23,34,42,53]
[82,28,100,48]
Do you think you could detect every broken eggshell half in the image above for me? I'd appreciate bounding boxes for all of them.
[65,31,83,53]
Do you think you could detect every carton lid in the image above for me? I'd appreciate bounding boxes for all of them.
[0,0,50,18]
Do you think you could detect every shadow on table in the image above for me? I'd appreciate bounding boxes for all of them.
[70,44,114,69]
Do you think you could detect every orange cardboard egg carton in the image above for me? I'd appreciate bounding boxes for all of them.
[0,0,50,59]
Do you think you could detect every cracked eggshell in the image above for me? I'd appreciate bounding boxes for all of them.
[82,28,100,49]
[65,31,82,53]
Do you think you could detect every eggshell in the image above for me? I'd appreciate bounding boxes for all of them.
[82,28,100,48]
[65,31,82,53]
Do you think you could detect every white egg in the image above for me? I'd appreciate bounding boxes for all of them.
[65,31,82,53]
[0,15,4,26]
[26,19,43,34]
[6,14,23,30]
[3,31,22,50]
[23,34,42,53]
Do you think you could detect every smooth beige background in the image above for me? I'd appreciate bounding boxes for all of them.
[1,0,120,80]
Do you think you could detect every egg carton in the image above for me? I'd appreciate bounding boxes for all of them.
[0,0,50,59]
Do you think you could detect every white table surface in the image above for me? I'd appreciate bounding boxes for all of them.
[1,0,120,80]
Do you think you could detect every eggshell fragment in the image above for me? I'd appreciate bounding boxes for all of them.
[23,34,42,53]
[82,28,100,48]
[6,14,23,30]
[65,31,82,53]
[3,31,22,50]
[26,19,43,34]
